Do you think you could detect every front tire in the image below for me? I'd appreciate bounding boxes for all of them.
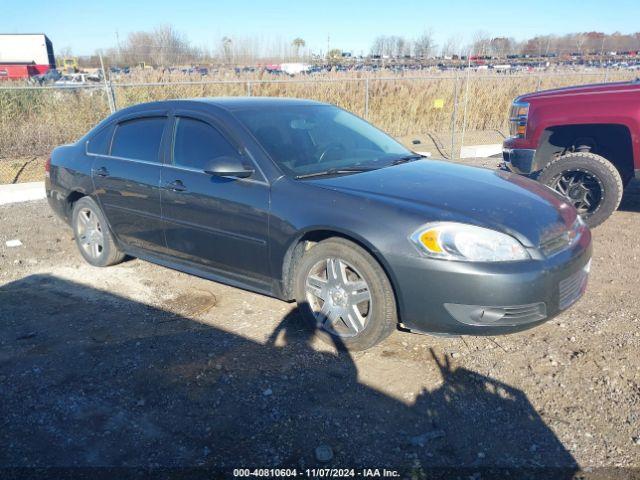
[537,152,623,228]
[71,197,125,267]
[294,238,397,351]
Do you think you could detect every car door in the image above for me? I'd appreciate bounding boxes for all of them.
[160,112,271,288]
[90,113,169,254]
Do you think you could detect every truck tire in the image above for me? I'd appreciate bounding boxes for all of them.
[537,152,623,228]
[294,237,397,351]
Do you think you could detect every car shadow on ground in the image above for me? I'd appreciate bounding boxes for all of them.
[0,274,578,477]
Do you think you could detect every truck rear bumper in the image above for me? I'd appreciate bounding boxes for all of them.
[502,148,538,175]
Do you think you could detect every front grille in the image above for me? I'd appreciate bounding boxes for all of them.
[559,263,590,310]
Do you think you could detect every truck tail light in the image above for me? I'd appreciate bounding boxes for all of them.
[509,101,529,139]
[45,156,51,178]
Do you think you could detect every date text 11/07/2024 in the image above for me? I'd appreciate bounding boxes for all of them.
[233,468,400,477]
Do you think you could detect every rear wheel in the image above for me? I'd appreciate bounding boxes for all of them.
[294,238,397,351]
[72,197,125,267]
[538,152,623,228]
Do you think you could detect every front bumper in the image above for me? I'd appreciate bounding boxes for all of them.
[388,230,592,336]
[502,147,538,175]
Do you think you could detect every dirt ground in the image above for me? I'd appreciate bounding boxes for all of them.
[1,161,639,478]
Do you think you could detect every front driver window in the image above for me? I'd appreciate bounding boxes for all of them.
[172,117,237,170]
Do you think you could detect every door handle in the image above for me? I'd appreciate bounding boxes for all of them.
[164,180,187,192]
[92,166,109,177]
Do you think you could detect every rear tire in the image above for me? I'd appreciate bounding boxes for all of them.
[294,237,397,351]
[537,152,623,228]
[71,197,125,267]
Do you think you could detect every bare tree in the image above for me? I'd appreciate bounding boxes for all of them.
[574,33,587,54]
[471,30,491,56]
[488,37,515,57]
[414,30,435,59]
[369,35,409,58]
[370,36,385,56]
[441,35,462,57]
[221,36,233,64]
[292,37,306,58]
[111,25,199,67]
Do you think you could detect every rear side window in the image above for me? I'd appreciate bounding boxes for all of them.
[111,117,166,162]
[87,125,113,155]
[172,117,237,169]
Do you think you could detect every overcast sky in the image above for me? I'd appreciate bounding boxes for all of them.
[2,0,638,55]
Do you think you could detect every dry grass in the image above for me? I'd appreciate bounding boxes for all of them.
[1,69,637,182]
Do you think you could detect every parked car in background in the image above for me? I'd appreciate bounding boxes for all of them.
[53,73,102,87]
[46,98,591,350]
[30,68,61,85]
[503,80,640,227]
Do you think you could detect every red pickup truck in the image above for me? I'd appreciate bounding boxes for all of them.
[502,80,640,227]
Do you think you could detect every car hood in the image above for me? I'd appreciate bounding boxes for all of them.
[518,81,640,102]
[306,160,577,247]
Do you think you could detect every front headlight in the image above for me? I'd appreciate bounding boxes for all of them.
[410,222,530,262]
[509,101,529,138]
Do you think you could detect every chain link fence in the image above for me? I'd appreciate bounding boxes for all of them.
[1,70,637,184]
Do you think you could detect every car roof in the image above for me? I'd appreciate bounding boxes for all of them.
[85,97,333,142]
[114,97,329,117]
[195,97,329,109]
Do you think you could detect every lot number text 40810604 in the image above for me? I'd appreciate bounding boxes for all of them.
[232,468,400,478]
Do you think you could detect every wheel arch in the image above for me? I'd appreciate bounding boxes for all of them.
[63,189,90,221]
[535,123,634,182]
[279,227,401,308]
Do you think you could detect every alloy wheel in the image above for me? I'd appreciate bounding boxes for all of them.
[552,169,603,216]
[304,257,372,338]
[76,207,105,260]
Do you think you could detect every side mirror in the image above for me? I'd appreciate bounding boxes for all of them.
[203,155,255,179]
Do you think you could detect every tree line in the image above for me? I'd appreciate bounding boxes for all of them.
[78,25,640,68]
[371,30,640,58]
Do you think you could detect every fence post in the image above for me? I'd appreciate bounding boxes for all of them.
[536,75,542,92]
[460,60,471,152]
[604,70,609,83]
[364,77,370,119]
[450,72,459,162]
[109,81,118,111]
[246,81,252,96]
[99,53,115,114]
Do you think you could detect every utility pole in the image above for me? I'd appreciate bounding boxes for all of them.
[115,30,121,65]
[545,37,551,56]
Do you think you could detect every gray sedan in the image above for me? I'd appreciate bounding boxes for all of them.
[46,98,592,350]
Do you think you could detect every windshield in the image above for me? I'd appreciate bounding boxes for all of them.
[233,105,412,177]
